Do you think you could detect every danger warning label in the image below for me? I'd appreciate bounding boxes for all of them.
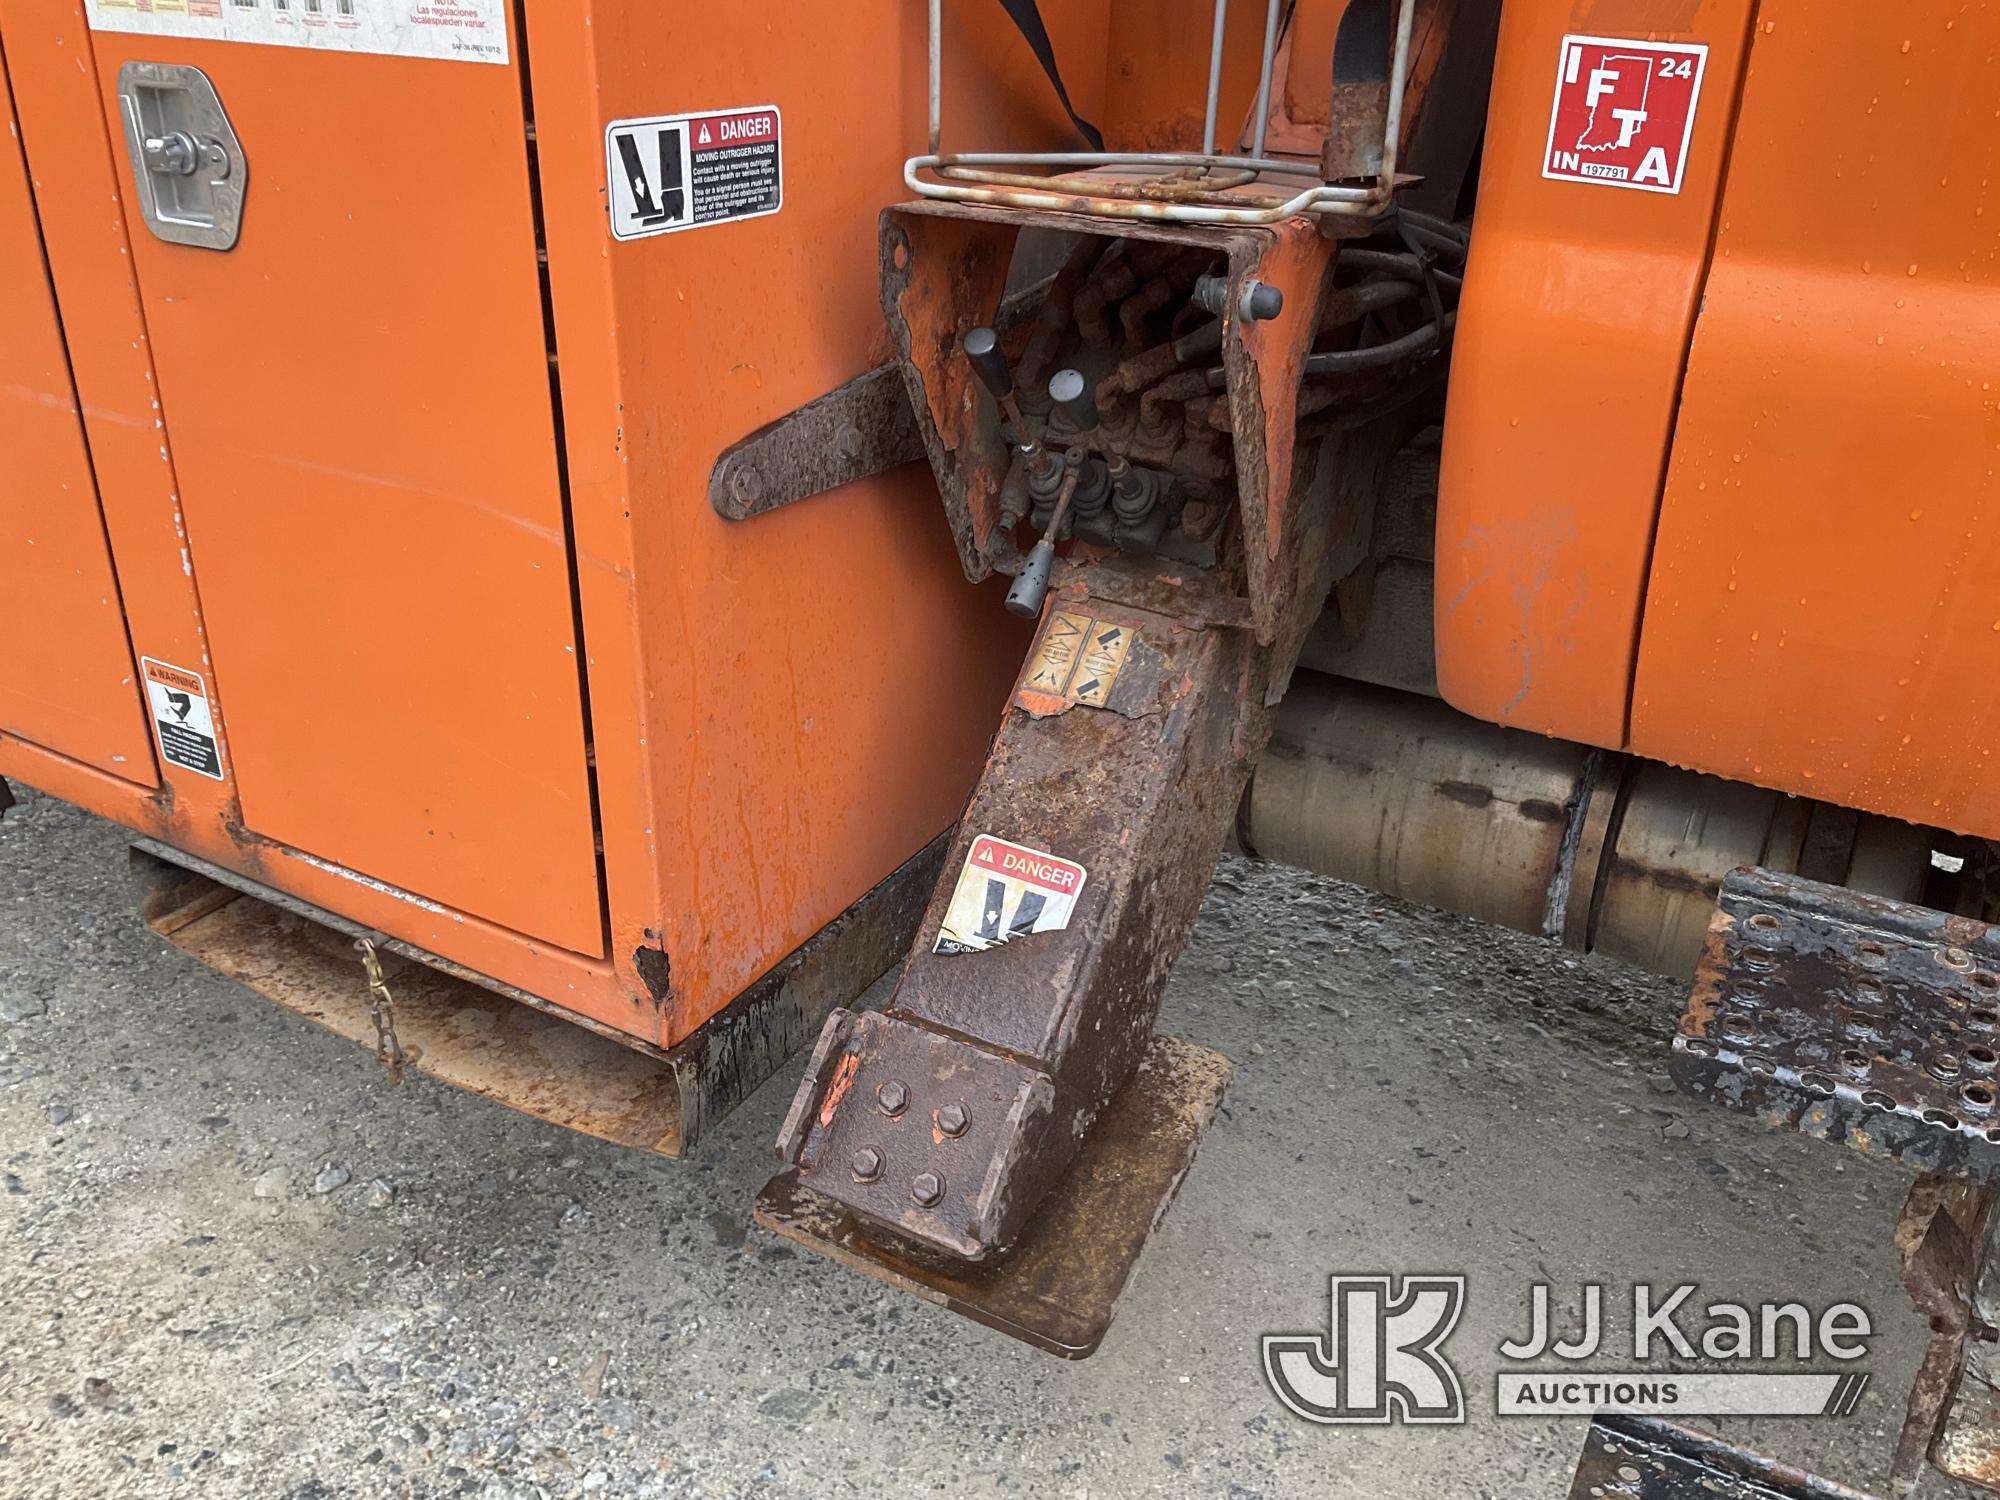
[605,106,782,242]
[934,835,1087,956]
[1542,35,1706,195]
[141,658,224,780]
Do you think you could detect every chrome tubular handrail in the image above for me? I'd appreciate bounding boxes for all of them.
[906,0,1415,226]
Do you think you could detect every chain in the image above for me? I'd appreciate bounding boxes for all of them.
[357,937,408,1085]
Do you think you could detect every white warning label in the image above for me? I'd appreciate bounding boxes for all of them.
[605,106,782,242]
[934,834,1087,955]
[141,657,224,781]
[86,0,509,66]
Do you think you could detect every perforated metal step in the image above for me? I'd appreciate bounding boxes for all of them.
[1672,868,2000,1181]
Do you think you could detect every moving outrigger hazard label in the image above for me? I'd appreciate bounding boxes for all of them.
[934,835,1087,955]
[605,106,782,242]
[140,658,224,780]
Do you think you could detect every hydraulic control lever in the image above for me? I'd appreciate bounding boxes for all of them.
[1006,363,1119,619]
[965,328,1055,473]
[963,326,1024,432]
[967,327,1069,566]
[1005,451,1082,618]
[1046,367,1098,434]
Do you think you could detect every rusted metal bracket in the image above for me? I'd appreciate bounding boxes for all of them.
[880,202,1348,656]
[131,833,946,1156]
[1891,1174,2000,1494]
[708,361,924,520]
[1568,1415,1881,1500]
[1671,867,2000,1180]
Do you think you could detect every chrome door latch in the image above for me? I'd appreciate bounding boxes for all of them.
[116,62,247,251]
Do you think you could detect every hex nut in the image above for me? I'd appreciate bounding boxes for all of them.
[935,1103,970,1138]
[910,1172,945,1208]
[850,1147,883,1183]
[876,1080,910,1117]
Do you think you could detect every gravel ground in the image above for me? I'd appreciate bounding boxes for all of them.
[0,786,1976,1498]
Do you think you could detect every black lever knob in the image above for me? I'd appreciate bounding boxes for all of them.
[1048,368,1096,431]
[963,327,1015,401]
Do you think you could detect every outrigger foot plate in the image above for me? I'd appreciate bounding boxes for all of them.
[754,1034,1230,1358]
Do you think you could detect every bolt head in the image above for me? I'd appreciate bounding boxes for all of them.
[876,1080,910,1117]
[910,1172,945,1207]
[935,1103,969,1138]
[729,467,765,506]
[850,1146,883,1183]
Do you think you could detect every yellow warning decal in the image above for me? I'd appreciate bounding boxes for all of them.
[1071,621,1134,706]
[1024,611,1091,696]
[1020,612,1134,708]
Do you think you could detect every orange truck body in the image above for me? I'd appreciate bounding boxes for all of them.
[1,0,1993,1056]
[1437,0,2000,843]
[0,0,1113,1047]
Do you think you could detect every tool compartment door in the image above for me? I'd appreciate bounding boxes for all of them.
[0,62,154,783]
[82,18,603,954]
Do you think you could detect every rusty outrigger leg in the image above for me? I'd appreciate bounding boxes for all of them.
[758,568,1261,1352]
[753,202,1367,1352]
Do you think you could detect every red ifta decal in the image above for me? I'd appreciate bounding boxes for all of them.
[1542,36,1707,195]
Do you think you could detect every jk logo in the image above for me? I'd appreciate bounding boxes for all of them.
[1262,1275,1467,1424]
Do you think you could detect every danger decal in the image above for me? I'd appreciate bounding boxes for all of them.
[605,106,782,242]
[1542,35,1707,195]
[141,658,224,780]
[934,835,1087,956]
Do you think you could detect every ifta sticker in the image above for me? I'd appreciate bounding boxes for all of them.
[934,835,1087,955]
[1542,35,1707,194]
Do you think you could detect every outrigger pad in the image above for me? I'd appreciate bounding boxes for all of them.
[1672,867,2000,1181]
[754,1035,1230,1359]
